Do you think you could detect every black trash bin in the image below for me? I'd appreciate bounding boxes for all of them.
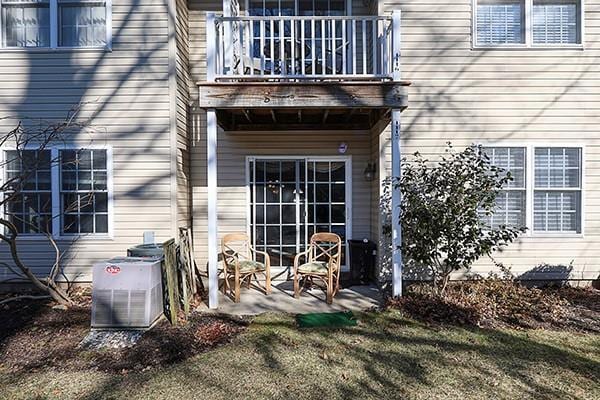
[345,239,377,286]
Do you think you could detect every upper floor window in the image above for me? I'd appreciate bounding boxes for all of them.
[474,0,582,47]
[248,0,347,16]
[0,0,109,49]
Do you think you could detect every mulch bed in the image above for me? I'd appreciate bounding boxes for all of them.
[0,294,249,374]
[390,280,600,332]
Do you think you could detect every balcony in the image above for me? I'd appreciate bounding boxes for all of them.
[198,11,409,131]
[209,14,397,81]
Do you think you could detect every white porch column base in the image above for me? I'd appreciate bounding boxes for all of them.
[207,109,219,309]
[391,109,402,297]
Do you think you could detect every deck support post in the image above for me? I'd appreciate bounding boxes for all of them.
[391,109,402,298]
[391,10,403,298]
[207,109,219,309]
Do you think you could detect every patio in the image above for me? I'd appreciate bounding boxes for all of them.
[199,280,382,316]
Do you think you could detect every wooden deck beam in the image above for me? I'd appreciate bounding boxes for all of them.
[197,81,409,110]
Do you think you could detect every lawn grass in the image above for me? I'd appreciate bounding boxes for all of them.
[1,310,598,400]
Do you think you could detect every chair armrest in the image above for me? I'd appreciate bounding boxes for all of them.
[249,246,271,269]
[293,249,311,274]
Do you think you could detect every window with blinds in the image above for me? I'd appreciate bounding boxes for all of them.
[475,0,582,46]
[533,1,579,44]
[534,147,582,233]
[482,147,527,229]
[476,1,525,45]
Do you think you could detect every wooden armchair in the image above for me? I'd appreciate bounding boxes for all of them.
[293,232,342,304]
[221,233,271,303]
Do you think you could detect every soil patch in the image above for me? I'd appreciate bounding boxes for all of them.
[0,296,248,374]
[390,280,600,332]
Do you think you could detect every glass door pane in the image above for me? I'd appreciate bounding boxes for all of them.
[305,160,347,266]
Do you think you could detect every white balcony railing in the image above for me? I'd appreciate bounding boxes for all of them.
[206,13,401,81]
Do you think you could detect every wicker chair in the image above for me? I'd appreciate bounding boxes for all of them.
[221,233,271,303]
[293,232,342,304]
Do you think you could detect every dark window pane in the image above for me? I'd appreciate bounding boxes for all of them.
[7,196,23,213]
[62,171,77,191]
[331,204,345,223]
[93,171,107,190]
[37,171,51,190]
[316,205,329,223]
[254,184,265,203]
[78,150,92,170]
[63,215,78,233]
[79,194,94,213]
[266,205,280,224]
[62,150,77,170]
[95,214,108,233]
[266,184,279,203]
[331,162,345,181]
[315,162,329,181]
[282,226,296,245]
[266,226,280,245]
[255,204,265,224]
[315,184,329,203]
[93,150,107,169]
[281,184,295,203]
[80,214,93,233]
[78,171,92,190]
[281,205,295,224]
[39,194,52,213]
[281,161,296,181]
[62,193,79,214]
[331,183,345,202]
[265,161,280,182]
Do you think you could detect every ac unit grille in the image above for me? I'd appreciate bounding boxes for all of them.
[129,290,147,326]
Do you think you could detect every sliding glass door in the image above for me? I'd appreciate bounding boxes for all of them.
[248,157,350,275]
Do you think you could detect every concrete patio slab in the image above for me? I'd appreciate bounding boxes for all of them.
[201,280,382,316]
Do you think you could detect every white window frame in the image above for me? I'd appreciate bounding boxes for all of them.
[482,142,585,238]
[0,0,112,51]
[0,144,114,240]
[472,0,585,49]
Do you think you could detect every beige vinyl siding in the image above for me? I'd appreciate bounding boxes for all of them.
[0,0,175,282]
[379,0,600,281]
[175,0,192,229]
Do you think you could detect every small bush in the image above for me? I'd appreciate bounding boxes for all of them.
[390,279,572,329]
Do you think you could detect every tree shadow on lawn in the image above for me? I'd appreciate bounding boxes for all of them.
[1,310,598,400]
[238,312,600,399]
[66,312,599,400]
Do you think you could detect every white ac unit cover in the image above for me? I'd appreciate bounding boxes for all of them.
[91,257,163,329]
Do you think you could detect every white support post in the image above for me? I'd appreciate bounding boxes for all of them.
[207,109,219,309]
[392,10,402,82]
[391,9,403,298]
[207,12,217,81]
[391,110,402,298]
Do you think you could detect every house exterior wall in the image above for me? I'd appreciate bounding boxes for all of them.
[0,0,180,283]
[379,0,600,281]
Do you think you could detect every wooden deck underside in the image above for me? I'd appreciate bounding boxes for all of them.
[197,81,409,131]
